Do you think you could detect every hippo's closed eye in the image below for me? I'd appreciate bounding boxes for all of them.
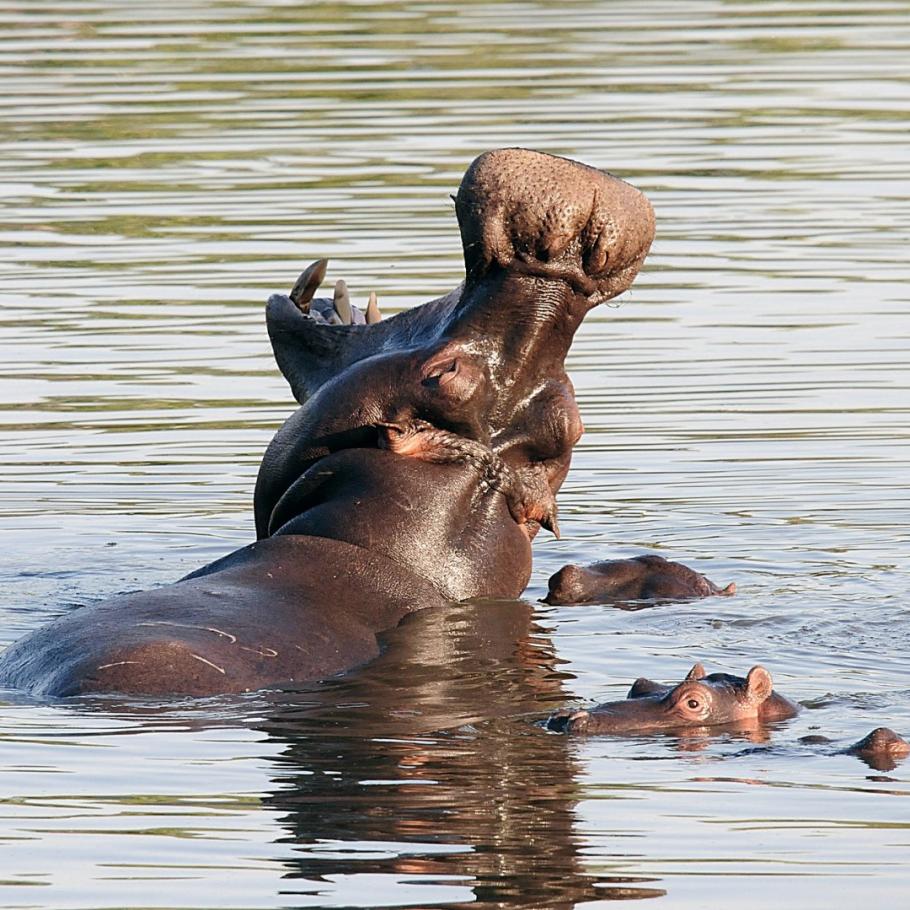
[418,347,491,416]
[421,357,458,385]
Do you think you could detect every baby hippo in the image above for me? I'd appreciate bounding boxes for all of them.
[548,663,798,734]
[544,555,735,606]
[801,727,910,772]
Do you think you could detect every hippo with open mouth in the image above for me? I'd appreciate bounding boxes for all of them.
[0,147,680,697]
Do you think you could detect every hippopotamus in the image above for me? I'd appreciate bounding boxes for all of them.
[546,664,909,770]
[0,147,667,698]
[799,727,910,772]
[544,555,736,606]
[547,662,799,733]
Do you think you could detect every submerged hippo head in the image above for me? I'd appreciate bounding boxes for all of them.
[837,727,910,772]
[255,149,655,600]
[545,555,736,606]
[548,663,799,734]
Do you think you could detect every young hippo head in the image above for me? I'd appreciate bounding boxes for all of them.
[254,149,655,600]
[545,555,736,606]
[841,727,910,772]
[548,663,799,735]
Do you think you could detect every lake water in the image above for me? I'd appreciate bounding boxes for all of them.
[1,1,908,907]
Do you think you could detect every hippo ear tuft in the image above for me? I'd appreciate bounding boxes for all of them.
[685,662,706,681]
[745,666,774,703]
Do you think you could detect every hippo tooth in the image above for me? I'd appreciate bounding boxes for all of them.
[333,280,353,325]
[290,258,328,313]
[547,511,561,539]
[366,290,382,324]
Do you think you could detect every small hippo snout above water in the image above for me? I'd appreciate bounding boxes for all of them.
[800,727,910,772]
[544,555,735,606]
[844,726,910,761]
[548,663,799,734]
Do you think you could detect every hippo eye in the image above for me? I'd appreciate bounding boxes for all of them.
[422,358,458,386]
[687,698,700,710]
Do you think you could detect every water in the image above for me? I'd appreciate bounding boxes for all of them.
[1,0,909,906]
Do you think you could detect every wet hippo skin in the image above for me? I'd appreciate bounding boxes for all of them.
[800,727,910,772]
[545,555,736,606]
[547,662,799,734]
[547,664,909,771]
[0,148,660,697]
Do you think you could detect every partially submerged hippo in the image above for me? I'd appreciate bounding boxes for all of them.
[547,662,799,734]
[546,664,909,770]
[800,727,910,772]
[545,555,736,606]
[0,148,661,697]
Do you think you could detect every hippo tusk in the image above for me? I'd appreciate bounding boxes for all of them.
[366,290,382,324]
[290,258,328,313]
[333,279,353,325]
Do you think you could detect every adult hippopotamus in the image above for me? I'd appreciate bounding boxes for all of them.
[0,147,675,698]
[544,555,736,606]
[547,662,800,733]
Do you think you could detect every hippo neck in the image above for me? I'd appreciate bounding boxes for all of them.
[442,271,579,418]
[264,448,533,602]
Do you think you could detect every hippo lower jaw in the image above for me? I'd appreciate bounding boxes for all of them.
[267,421,560,545]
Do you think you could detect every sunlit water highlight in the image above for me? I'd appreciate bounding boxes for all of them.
[1,1,908,907]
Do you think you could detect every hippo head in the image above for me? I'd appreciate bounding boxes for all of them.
[549,663,800,735]
[254,149,655,600]
[843,726,910,772]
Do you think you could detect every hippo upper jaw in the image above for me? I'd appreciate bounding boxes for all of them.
[257,150,655,571]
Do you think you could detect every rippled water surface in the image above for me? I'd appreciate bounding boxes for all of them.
[1,1,909,907]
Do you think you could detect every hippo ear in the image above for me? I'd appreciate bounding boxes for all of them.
[628,677,664,698]
[685,663,706,681]
[745,666,774,704]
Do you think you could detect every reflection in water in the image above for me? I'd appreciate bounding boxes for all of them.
[258,600,665,905]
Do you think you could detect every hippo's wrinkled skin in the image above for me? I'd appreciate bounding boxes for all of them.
[544,555,736,606]
[0,148,656,697]
[547,662,799,734]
